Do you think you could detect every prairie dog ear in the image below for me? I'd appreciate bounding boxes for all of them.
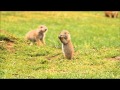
[38,26,43,29]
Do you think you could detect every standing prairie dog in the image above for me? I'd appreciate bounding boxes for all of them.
[105,11,119,18]
[25,25,48,46]
[58,30,74,60]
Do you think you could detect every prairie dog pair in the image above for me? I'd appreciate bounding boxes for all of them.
[25,25,48,46]
[105,11,119,18]
[58,30,74,60]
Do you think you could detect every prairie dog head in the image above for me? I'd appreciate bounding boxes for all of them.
[58,30,71,44]
[37,25,48,34]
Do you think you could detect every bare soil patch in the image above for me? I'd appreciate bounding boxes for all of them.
[107,56,120,61]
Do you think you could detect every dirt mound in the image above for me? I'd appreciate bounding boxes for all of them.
[0,40,15,52]
[0,30,16,52]
[0,30,17,41]
[108,56,120,61]
[6,41,15,52]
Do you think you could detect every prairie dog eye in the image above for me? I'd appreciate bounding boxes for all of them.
[40,26,43,28]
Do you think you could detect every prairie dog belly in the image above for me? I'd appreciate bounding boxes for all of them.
[62,43,74,59]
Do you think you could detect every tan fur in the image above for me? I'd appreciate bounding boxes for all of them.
[58,30,74,60]
[25,25,48,46]
[105,11,119,18]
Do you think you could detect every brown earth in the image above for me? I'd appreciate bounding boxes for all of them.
[107,56,120,61]
[0,30,15,52]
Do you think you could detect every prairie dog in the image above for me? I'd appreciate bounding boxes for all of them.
[105,11,119,18]
[58,30,74,60]
[25,25,48,46]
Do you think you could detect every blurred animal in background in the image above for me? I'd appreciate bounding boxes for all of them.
[105,11,119,18]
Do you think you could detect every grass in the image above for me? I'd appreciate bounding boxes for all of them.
[0,11,120,79]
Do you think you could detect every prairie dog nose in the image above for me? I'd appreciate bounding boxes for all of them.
[45,29,47,31]
[58,35,63,38]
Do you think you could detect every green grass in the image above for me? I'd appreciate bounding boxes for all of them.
[0,11,120,79]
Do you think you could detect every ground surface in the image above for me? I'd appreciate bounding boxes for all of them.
[0,11,120,78]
